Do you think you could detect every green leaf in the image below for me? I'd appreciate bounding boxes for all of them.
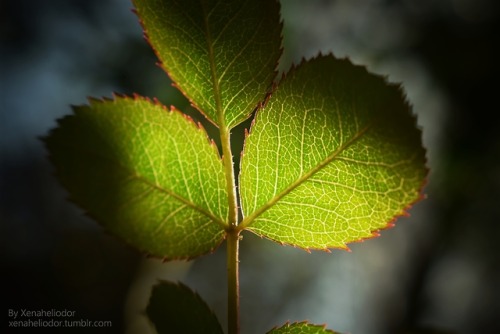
[147,280,224,334]
[240,54,427,250]
[267,322,341,334]
[43,95,228,259]
[133,0,282,128]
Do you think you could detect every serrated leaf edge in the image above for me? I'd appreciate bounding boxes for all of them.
[132,0,284,129]
[239,53,429,252]
[42,92,228,261]
[130,3,218,126]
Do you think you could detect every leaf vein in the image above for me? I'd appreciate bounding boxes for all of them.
[240,123,372,229]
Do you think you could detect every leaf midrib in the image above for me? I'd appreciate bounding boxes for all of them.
[201,1,241,228]
[52,141,227,229]
[239,123,372,230]
[201,1,225,128]
[136,174,227,229]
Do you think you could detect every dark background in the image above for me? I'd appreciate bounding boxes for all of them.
[1,0,499,333]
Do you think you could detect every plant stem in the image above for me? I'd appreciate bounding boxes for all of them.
[227,229,240,334]
[205,8,240,330]
[221,126,241,334]
[220,126,239,228]
[220,124,240,333]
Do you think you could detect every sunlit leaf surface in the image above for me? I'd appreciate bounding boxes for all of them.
[44,95,228,259]
[134,0,282,128]
[240,55,427,250]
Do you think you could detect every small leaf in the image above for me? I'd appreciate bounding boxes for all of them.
[44,95,228,259]
[267,321,341,334]
[240,54,427,250]
[133,0,282,128]
[147,280,223,334]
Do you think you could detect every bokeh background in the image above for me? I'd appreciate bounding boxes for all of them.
[2,0,499,333]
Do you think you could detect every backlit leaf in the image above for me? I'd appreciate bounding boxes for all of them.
[267,321,341,334]
[133,0,282,128]
[44,95,228,259]
[240,54,427,250]
[147,280,223,334]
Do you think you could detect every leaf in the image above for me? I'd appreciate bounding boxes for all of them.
[146,280,223,334]
[267,321,341,334]
[43,95,228,259]
[133,0,282,128]
[239,54,427,250]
